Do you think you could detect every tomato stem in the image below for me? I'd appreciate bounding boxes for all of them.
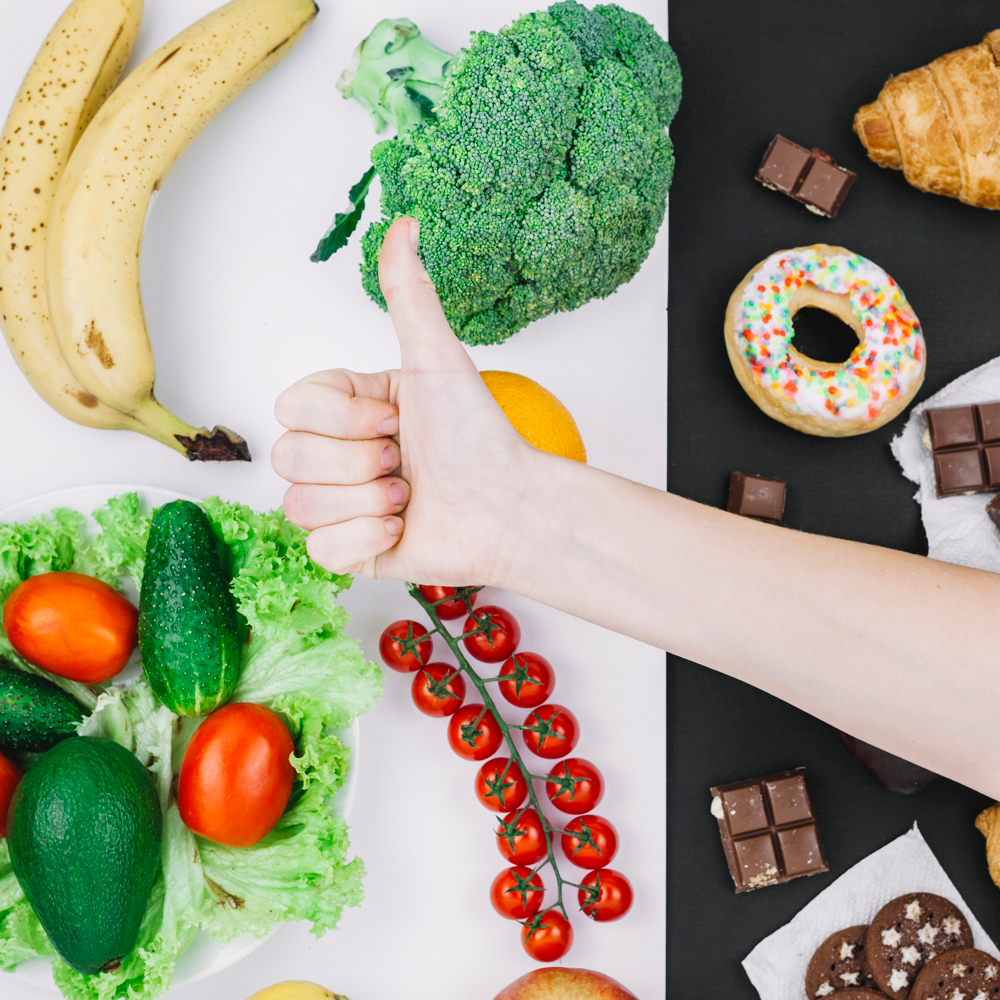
[407,584,575,921]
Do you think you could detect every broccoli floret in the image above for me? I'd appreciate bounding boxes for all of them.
[327,3,681,346]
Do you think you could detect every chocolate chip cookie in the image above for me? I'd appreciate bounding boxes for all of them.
[866,893,973,999]
[910,948,1000,1000]
[807,925,879,997]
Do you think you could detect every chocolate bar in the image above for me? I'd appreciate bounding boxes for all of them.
[988,494,1000,531]
[834,729,939,794]
[727,471,786,524]
[755,135,857,218]
[710,767,828,892]
[924,403,1000,497]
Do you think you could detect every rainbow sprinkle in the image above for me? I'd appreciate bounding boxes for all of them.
[733,247,925,422]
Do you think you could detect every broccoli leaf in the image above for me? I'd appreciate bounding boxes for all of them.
[311,165,377,261]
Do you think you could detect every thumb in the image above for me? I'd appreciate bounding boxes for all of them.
[379,217,475,371]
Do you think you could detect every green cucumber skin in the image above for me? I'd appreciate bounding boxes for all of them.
[137,500,242,717]
[0,660,85,752]
[8,736,162,974]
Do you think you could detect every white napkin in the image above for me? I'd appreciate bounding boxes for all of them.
[891,356,1000,573]
[742,824,999,1000]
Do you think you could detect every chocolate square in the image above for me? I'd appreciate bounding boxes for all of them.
[985,447,1000,488]
[733,834,780,887]
[979,402,1000,443]
[934,450,985,496]
[794,157,857,218]
[728,471,786,524]
[755,135,813,195]
[927,406,978,449]
[765,774,812,825]
[721,785,768,835]
[776,825,824,876]
[988,494,1000,531]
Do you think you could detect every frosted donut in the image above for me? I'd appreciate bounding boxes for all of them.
[724,244,926,436]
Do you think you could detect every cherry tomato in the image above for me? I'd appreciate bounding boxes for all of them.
[490,865,545,921]
[411,662,466,718]
[417,585,478,620]
[3,572,138,683]
[0,750,23,838]
[379,620,432,673]
[498,652,555,708]
[178,703,296,847]
[447,704,504,761]
[522,703,579,759]
[475,757,528,811]
[521,909,574,962]
[579,868,633,921]
[462,606,520,663]
[561,814,618,870]
[496,808,549,865]
[545,758,604,814]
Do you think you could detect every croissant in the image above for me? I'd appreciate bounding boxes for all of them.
[976,802,1000,889]
[854,30,1000,209]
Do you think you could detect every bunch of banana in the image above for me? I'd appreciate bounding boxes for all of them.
[0,0,318,461]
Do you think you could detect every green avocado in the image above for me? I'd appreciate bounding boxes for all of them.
[138,500,243,716]
[0,658,85,752]
[7,736,162,974]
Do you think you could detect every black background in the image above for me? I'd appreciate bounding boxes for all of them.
[666,1,1000,995]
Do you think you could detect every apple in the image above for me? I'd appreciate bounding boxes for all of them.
[493,968,638,1000]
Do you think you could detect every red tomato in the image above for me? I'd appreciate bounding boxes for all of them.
[561,814,618,870]
[498,652,555,708]
[379,620,432,673]
[411,662,466,718]
[2,572,138,683]
[417,585,478,620]
[178,703,296,847]
[496,808,549,866]
[447,704,504,761]
[0,751,23,838]
[522,703,579,759]
[521,909,573,962]
[545,758,604,814]
[475,757,528,811]
[490,866,545,921]
[579,868,633,922]
[462,606,520,663]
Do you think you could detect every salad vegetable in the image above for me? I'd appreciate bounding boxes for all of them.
[0,494,381,1000]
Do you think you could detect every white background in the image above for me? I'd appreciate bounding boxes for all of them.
[0,0,668,997]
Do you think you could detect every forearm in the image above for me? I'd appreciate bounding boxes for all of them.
[502,451,1000,796]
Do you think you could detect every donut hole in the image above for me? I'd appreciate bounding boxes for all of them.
[790,305,860,364]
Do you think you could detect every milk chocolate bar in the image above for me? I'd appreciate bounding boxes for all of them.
[727,471,786,524]
[925,403,1000,497]
[755,136,856,218]
[710,767,828,892]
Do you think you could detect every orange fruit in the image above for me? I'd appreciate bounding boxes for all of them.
[481,371,586,463]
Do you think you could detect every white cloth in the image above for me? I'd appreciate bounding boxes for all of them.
[742,824,999,999]
[891,356,1000,573]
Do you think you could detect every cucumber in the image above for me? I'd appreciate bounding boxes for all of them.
[137,500,242,716]
[8,736,162,974]
[0,658,85,752]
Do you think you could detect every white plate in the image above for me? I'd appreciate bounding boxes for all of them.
[0,484,361,993]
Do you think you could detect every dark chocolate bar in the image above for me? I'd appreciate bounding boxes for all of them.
[727,471,786,524]
[924,403,1000,497]
[834,729,939,794]
[755,136,856,218]
[710,767,828,892]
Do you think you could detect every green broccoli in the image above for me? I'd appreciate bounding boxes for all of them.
[314,2,681,346]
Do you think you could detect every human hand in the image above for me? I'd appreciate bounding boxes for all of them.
[272,217,547,585]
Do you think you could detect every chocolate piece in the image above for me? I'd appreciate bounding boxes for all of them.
[710,767,828,892]
[834,729,939,794]
[989,494,1000,531]
[727,471,786,524]
[925,403,1000,497]
[755,135,857,217]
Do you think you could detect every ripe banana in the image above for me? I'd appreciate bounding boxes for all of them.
[246,983,348,1000]
[46,0,319,461]
[0,0,144,432]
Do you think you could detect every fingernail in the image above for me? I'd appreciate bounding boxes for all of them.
[408,219,420,251]
[389,481,408,506]
[378,416,399,436]
[385,516,403,537]
[381,444,399,471]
